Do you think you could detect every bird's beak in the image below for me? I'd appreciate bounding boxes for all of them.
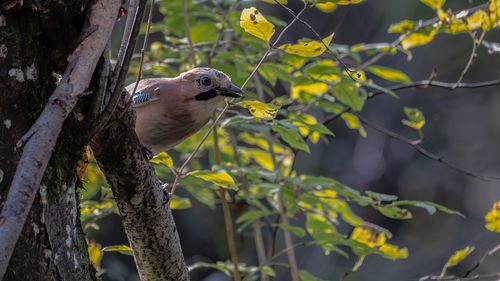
[216,83,243,98]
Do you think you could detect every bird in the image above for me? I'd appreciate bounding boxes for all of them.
[126,67,243,155]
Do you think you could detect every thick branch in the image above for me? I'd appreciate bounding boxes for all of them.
[0,0,120,278]
[91,95,189,281]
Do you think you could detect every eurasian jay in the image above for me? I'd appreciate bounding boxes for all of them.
[126,67,243,155]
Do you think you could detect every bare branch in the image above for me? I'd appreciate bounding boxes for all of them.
[419,272,500,281]
[454,30,485,87]
[463,244,500,277]
[356,3,489,70]
[183,0,197,67]
[117,0,155,121]
[92,0,147,134]
[356,114,500,181]
[0,0,121,278]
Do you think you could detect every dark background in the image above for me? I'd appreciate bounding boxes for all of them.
[93,1,500,280]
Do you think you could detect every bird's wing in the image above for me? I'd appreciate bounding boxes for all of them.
[132,92,159,106]
[127,79,164,107]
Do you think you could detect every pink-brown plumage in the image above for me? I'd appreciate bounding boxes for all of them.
[127,68,243,154]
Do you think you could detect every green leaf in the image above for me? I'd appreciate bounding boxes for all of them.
[262,266,276,277]
[188,170,238,190]
[403,107,425,130]
[102,245,133,256]
[273,223,306,237]
[237,210,276,231]
[331,81,365,111]
[271,124,310,153]
[299,270,327,281]
[393,200,465,217]
[188,261,231,275]
[367,65,412,84]
[170,195,192,210]
[421,0,445,9]
[316,101,344,114]
[365,191,398,202]
[375,205,413,219]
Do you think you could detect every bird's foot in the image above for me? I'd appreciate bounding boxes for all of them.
[159,181,172,203]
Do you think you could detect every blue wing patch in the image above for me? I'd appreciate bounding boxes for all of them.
[132,92,158,105]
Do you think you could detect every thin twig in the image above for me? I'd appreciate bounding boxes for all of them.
[212,113,240,280]
[463,244,500,277]
[356,114,500,181]
[454,30,486,88]
[355,3,488,71]
[117,0,155,121]
[272,0,354,77]
[322,77,500,127]
[418,272,500,281]
[278,194,299,281]
[183,0,197,67]
[91,0,147,135]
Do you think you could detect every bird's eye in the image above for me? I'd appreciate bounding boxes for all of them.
[201,77,211,86]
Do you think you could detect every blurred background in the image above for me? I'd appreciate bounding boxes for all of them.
[84,0,500,280]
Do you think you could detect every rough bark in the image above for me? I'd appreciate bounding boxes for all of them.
[91,94,190,281]
[0,0,114,280]
[0,0,121,278]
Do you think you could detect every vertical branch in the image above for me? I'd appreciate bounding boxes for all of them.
[219,189,241,281]
[213,116,241,280]
[117,0,155,120]
[252,210,269,281]
[278,195,300,281]
[183,0,197,67]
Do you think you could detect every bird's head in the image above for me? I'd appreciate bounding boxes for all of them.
[178,67,243,101]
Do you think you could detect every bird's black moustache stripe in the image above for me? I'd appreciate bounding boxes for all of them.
[194,89,217,101]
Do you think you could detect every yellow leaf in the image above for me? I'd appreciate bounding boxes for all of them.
[246,149,274,170]
[291,82,328,99]
[368,65,411,84]
[102,245,133,256]
[441,246,474,277]
[88,243,102,270]
[150,152,173,168]
[350,226,386,248]
[389,20,416,33]
[380,244,408,259]
[280,33,334,57]
[316,2,337,13]
[401,29,437,49]
[189,170,238,190]
[240,7,275,42]
[485,201,500,233]
[239,100,280,120]
[239,133,285,153]
[170,195,192,209]
[421,0,445,9]
[337,0,364,3]
[341,112,367,137]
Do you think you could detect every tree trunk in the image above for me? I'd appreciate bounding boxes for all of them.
[0,1,96,280]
